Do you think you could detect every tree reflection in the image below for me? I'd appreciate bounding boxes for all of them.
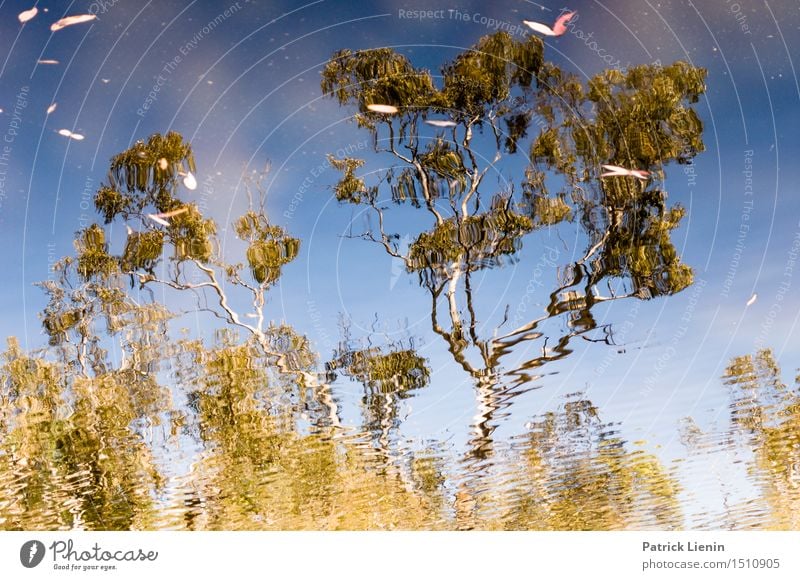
[719,349,800,528]
[497,396,682,530]
[322,32,706,455]
[0,30,717,531]
[166,332,446,530]
[327,335,430,460]
[0,134,332,529]
[0,336,171,530]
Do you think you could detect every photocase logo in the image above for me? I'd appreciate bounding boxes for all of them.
[20,540,46,568]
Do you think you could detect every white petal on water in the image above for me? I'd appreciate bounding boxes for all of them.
[425,119,457,128]
[58,129,84,140]
[183,171,197,190]
[18,7,38,23]
[746,293,757,307]
[156,208,188,220]
[101,78,110,84]
[146,214,170,227]
[46,103,57,114]
[158,158,168,170]
[366,104,398,114]
[37,59,60,65]
[50,14,97,32]
[600,163,649,180]
[522,20,556,36]
[147,208,188,226]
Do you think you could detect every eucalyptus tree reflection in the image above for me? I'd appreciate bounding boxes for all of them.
[179,332,331,528]
[0,336,169,530]
[321,32,706,455]
[0,133,332,530]
[1,228,179,529]
[167,331,446,530]
[87,133,339,427]
[495,396,682,530]
[677,350,800,528]
[719,350,800,528]
[91,134,298,357]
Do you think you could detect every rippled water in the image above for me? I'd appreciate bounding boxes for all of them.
[2,332,798,530]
